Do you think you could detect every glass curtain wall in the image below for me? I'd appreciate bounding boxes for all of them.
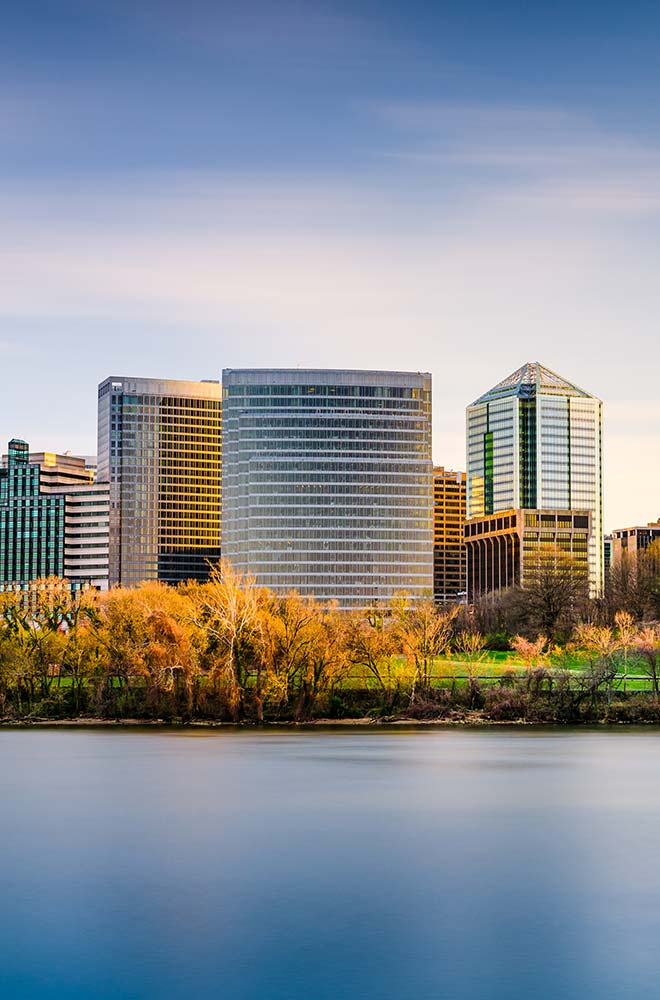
[222,369,433,608]
[97,378,222,587]
[466,363,603,594]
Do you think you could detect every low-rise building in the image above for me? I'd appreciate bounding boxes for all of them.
[464,508,591,598]
[611,520,660,562]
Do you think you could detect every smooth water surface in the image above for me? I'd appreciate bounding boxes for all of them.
[1,726,660,999]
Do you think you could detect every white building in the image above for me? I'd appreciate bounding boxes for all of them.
[63,483,110,591]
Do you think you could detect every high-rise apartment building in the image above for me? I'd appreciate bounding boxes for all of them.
[465,362,603,596]
[97,377,222,587]
[0,440,109,591]
[433,467,466,603]
[221,369,433,607]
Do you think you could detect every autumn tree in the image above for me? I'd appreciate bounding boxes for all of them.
[256,593,352,721]
[642,540,660,619]
[571,622,620,705]
[520,550,590,640]
[390,595,456,703]
[53,586,102,712]
[607,542,660,622]
[0,579,77,710]
[607,553,648,622]
[614,610,636,692]
[90,588,152,705]
[88,582,200,717]
[292,603,350,721]
[345,605,399,694]
[188,561,267,720]
[634,627,660,695]
[454,630,486,678]
[510,634,548,669]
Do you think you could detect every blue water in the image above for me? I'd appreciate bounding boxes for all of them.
[1,727,659,998]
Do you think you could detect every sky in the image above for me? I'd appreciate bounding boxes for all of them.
[2,0,660,530]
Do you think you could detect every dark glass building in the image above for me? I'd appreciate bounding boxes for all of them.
[97,377,222,587]
[0,440,108,591]
[0,440,64,587]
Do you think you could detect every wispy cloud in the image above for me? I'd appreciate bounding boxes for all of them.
[376,101,660,214]
[379,102,581,137]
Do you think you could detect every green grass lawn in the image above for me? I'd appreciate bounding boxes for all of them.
[345,650,658,691]
[41,651,660,696]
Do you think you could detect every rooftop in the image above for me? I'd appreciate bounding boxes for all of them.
[471,362,598,405]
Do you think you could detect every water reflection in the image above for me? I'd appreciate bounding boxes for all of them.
[1,727,659,999]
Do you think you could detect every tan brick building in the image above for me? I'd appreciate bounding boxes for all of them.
[433,467,466,603]
[464,508,591,597]
[611,519,660,562]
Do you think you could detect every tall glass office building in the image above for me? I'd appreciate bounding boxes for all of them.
[466,362,603,594]
[97,377,222,587]
[222,369,433,607]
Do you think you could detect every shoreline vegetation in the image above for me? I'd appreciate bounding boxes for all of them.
[3,553,660,727]
[6,714,660,728]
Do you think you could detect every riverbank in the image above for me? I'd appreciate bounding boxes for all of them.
[3,708,660,727]
[4,668,660,726]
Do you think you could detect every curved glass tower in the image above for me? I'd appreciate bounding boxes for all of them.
[222,369,433,607]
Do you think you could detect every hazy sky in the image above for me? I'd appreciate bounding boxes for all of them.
[2,0,660,530]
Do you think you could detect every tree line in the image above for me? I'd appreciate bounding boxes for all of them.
[470,541,660,645]
[0,548,660,724]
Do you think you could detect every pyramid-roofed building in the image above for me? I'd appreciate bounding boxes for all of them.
[471,362,597,406]
[465,361,604,597]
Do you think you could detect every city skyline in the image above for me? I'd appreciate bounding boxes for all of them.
[0,362,660,531]
[2,1,660,531]
[4,7,660,998]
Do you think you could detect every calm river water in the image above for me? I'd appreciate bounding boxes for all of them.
[1,726,659,998]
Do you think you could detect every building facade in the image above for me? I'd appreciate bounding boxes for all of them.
[465,508,591,595]
[604,534,613,581]
[0,440,109,591]
[433,467,466,603]
[62,484,110,591]
[221,369,433,607]
[466,362,603,596]
[611,520,660,563]
[97,377,222,587]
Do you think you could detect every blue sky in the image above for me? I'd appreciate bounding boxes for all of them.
[2,0,660,528]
